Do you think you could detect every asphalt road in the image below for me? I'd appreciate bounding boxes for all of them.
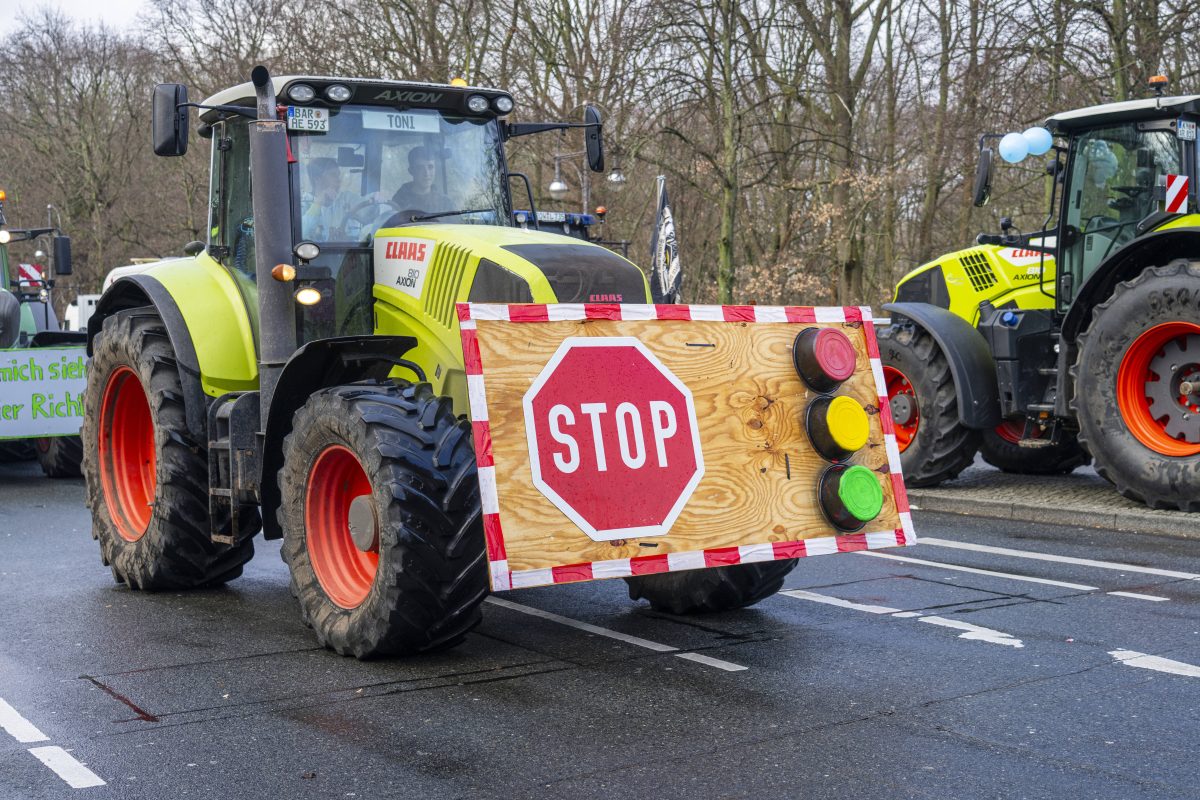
[2,460,1199,799]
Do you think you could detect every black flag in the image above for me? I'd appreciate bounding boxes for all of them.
[649,176,681,304]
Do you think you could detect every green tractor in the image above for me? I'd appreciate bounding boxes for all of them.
[883,78,1200,509]
[81,67,794,658]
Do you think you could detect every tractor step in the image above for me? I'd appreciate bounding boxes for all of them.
[207,391,262,544]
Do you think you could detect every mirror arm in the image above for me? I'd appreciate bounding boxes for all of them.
[504,121,600,140]
[178,102,257,120]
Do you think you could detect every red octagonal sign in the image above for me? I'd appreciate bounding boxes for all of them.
[523,337,705,541]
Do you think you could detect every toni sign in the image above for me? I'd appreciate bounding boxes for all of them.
[522,337,703,541]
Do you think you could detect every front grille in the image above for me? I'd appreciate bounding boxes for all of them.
[960,251,997,292]
[426,242,471,328]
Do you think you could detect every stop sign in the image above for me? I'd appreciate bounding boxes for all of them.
[522,337,704,541]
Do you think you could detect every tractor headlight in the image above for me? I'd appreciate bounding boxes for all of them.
[493,95,513,114]
[466,94,489,114]
[294,241,321,262]
[294,286,323,305]
[0,230,9,244]
[287,84,316,103]
[325,84,352,103]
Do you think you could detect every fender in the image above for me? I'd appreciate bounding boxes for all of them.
[883,301,1001,429]
[1061,226,1200,343]
[258,335,418,540]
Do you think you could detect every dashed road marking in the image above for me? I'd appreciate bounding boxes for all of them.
[485,596,747,671]
[28,746,106,789]
[858,550,1100,591]
[781,590,1025,648]
[0,697,48,743]
[1109,649,1200,678]
[919,537,1200,580]
[1107,591,1169,602]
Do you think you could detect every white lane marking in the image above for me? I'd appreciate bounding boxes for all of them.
[1107,591,1169,602]
[780,590,900,615]
[0,698,49,743]
[917,616,1024,648]
[1109,649,1200,678]
[485,596,747,671]
[858,550,1099,591]
[919,537,1200,580]
[28,746,106,789]
[781,591,1024,648]
[674,652,748,672]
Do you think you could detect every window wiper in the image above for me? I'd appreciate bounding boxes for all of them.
[407,208,494,222]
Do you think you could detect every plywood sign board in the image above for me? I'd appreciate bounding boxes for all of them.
[457,303,915,591]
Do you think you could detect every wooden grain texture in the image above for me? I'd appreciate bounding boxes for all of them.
[474,318,901,573]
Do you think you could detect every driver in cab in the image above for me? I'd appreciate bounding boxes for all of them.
[1079,140,1120,223]
[302,157,363,240]
[391,146,454,214]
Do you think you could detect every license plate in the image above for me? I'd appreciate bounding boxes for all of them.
[287,106,328,132]
[1178,119,1196,141]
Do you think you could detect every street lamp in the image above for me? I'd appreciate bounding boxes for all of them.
[548,160,569,200]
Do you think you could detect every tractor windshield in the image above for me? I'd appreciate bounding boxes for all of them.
[1060,123,1182,306]
[289,105,508,245]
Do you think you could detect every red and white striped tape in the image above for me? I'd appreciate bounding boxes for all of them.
[1166,174,1189,214]
[17,263,43,285]
[457,302,915,591]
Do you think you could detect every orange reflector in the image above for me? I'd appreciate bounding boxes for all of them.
[271,263,296,282]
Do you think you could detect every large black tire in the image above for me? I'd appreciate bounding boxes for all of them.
[878,323,980,486]
[1073,260,1200,510]
[278,381,489,658]
[625,560,798,614]
[82,310,257,589]
[35,436,83,478]
[979,423,1089,475]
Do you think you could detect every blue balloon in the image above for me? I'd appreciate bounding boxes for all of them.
[998,132,1029,163]
[1023,126,1053,156]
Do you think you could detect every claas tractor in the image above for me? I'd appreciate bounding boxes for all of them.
[882,77,1200,510]
[81,67,795,658]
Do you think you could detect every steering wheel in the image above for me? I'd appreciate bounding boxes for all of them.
[1112,185,1149,198]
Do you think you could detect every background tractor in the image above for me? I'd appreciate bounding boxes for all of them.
[81,67,796,659]
[0,192,85,477]
[882,77,1200,510]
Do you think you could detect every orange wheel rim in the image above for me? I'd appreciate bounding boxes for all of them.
[305,445,378,609]
[1115,321,1200,456]
[98,366,157,542]
[883,365,919,451]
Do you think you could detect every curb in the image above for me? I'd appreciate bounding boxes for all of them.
[908,489,1198,540]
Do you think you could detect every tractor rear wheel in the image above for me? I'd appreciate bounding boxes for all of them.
[1073,260,1200,510]
[878,323,979,486]
[979,420,1089,475]
[278,381,489,658]
[35,436,83,478]
[82,310,257,589]
[624,560,797,614]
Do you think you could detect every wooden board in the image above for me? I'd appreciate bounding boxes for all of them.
[459,303,914,590]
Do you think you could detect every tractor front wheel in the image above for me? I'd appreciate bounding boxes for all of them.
[878,323,979,486]
[979,420,1089,475]
[624,560,798,615]
[278,382,489,658]
[1074,260,1200,510]
[35,436,83,478]
[82,310,257,589]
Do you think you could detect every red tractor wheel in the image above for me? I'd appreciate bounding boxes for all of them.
[304,445,378,609]
[882,365,918,451]
[1115,321,1200,457]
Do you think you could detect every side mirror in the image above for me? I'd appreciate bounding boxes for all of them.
[973,146,994,207]
[152,83,190,157]
[53,235,72,276]
[584,105,604,173]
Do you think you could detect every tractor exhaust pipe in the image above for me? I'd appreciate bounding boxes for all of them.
[248,65,297,427]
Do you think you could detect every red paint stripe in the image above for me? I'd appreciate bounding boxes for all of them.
[772,540,807,559]
[722,305,755,322]
[836,533,868,552]
[508,304,549,322]
[893,527,907,546]
[863,322,881,360]
[890,471,911,513]
[456,303,472,322]
[703,546,742,567]
[585,303,622,320]
[655,304,691,320]
[878,405,896,436]
[552,562,594,583]
[784,307,817,323]
[461,328,483,375]
[843,307,863,323]
[629,554,671,575]
[483,513,506,561]
[471,421,493,467]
